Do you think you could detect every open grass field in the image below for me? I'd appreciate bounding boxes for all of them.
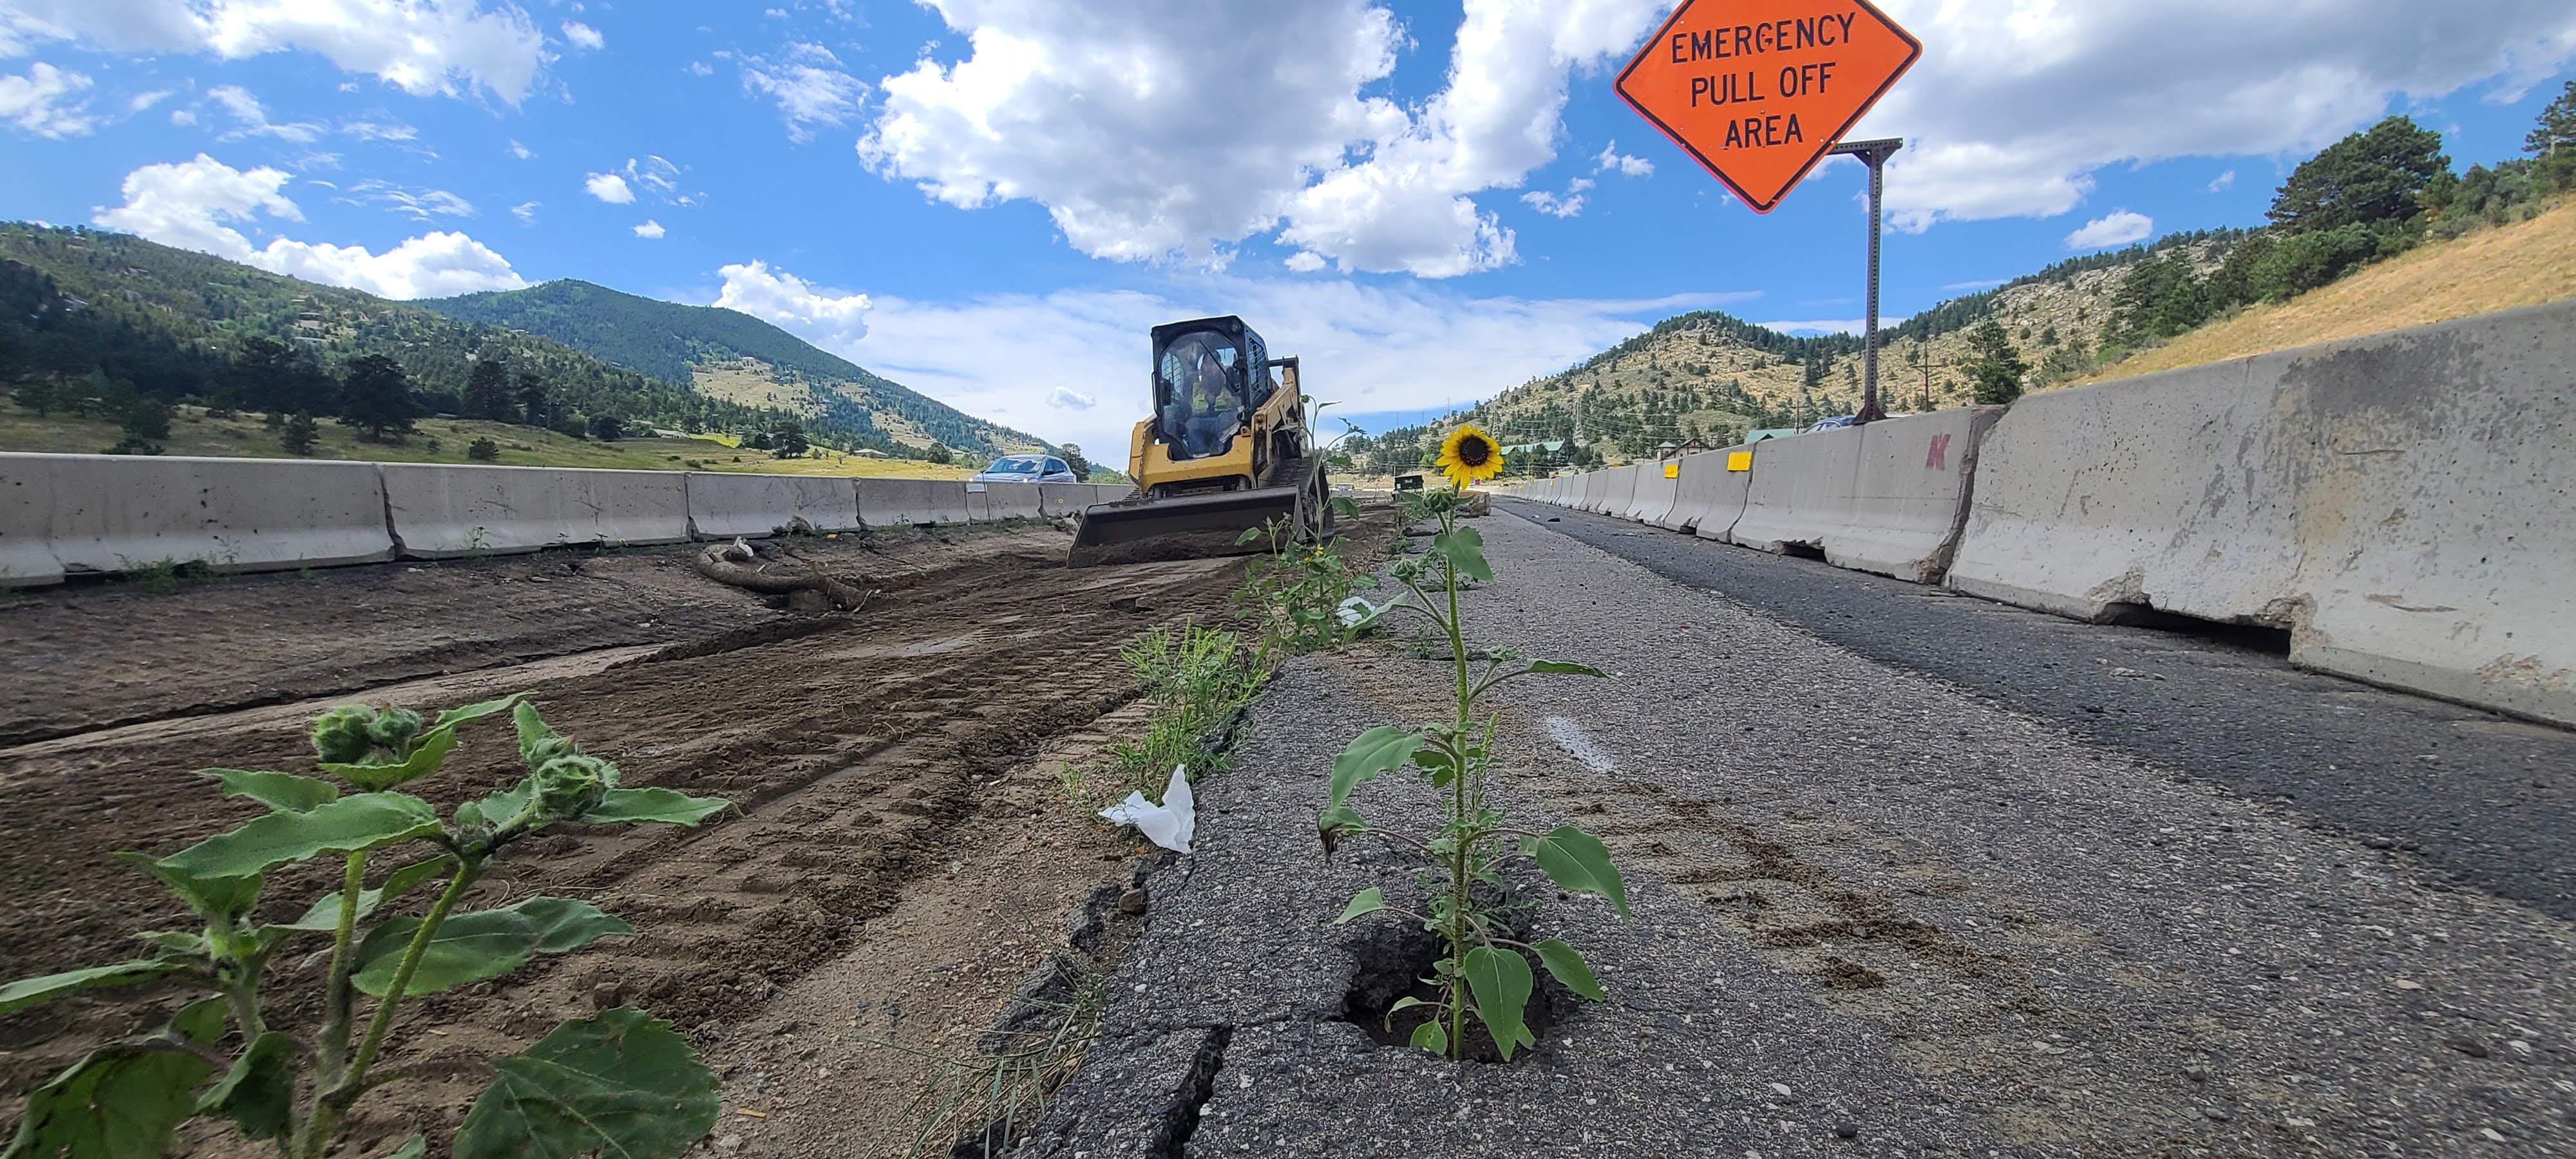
[0,402,980,478]
[2065,198,2576,388]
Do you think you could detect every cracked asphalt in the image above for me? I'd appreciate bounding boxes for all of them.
[1025,506,2575,1158]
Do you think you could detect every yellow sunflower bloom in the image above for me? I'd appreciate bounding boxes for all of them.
[1435,424,1504,489]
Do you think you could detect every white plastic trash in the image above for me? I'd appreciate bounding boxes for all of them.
[1336,595,1403,634]
[1100,764,1196,854]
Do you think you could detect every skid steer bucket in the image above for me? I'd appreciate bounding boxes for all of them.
[1065,484,1303,568]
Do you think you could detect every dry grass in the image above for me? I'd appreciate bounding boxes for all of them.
[2062,199,2576,388]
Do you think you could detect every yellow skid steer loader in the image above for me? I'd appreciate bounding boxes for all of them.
[1067,316,1334,567]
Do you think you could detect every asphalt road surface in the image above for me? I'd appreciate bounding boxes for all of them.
[1508,499,2575,923]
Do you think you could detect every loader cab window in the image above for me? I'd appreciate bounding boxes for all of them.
[1157,330,1244,460]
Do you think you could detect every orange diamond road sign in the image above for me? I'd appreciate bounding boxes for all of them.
[1616,0,1920,212]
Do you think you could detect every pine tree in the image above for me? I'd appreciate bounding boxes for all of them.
[514,372,551,427]
[2268,116,2449,234]
[281,413,319,455]
[1964,321,2029,406]
[463,357,515,421]
[339,354,419,442]
[2528,80,2576,158]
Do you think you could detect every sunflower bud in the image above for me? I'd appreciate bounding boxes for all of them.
[312,705,384,764]
[366,707,424,753]
[527,752,620,825]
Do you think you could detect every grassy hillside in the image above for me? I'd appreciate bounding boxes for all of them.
[0,398,978,477]
[421,279,1050,458]
[1382,196,2564,475]
[1347,232,2235,471]
[0,225,805,443]
[2063,198,2576,386]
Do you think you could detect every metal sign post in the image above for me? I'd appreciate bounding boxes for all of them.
[1614,0,1921,426]
[1828,137,1901,424]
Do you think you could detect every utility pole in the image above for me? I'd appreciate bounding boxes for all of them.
[1828,137,1902,424]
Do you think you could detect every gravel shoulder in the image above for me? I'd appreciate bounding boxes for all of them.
[1030,509,2576,1157]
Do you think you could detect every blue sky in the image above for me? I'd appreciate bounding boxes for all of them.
[3,0,2572,453]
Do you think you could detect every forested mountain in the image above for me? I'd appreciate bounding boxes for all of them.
[0,225,1046,461]
[423,280,1046,458]
[0,225,835,445]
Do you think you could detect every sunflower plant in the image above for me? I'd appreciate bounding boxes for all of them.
[0,697,729,1159]
[1320,425,1626,1061]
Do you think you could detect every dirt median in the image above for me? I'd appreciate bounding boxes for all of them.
[0,523,1266,1156]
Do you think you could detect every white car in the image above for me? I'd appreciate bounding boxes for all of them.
[971,454,1081,484]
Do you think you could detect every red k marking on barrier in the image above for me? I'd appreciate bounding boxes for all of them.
[1926,433,1951,470]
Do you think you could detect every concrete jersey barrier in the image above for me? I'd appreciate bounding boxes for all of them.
[1725,429,1862,552]
[0,453,394,585]
[1623,461,1682,524]
[968,480,1045,522]
[1586,466,1639,514]
[1949,300,2576,726]
[1041,482,1135,518]
[382,464,688,558]
[685,472,863,539]
[1663,447,1750,537]
[1830,408,2003,581]
[1720,408,2000,582]
[857,477,972,527]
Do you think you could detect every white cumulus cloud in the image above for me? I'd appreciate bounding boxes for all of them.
[859,0,1669,279]
[0,61,95,137]
[254,231,526,298]
[1,0,549,102]
[93,152,303,254]
[1593,140,1653,177]
[1521,176,1593,219]
[561,21,602,51]
[732,41,867,141]
[714,259,872,350]
[1855,0,2576,229]
[634,219,664,238]
[583,171,634,203]
[582,155,690,207]
[91,153,525,299]
[1045,386,1094,410]
[2063,210,2154,250]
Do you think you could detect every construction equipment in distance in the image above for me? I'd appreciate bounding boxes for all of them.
[1067,315,1334,568]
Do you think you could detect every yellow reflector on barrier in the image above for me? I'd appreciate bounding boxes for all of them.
[1664,462,1679,478]
[1727,451,1753,472]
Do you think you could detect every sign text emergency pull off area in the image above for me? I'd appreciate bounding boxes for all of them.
[1615,0,1921,212]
